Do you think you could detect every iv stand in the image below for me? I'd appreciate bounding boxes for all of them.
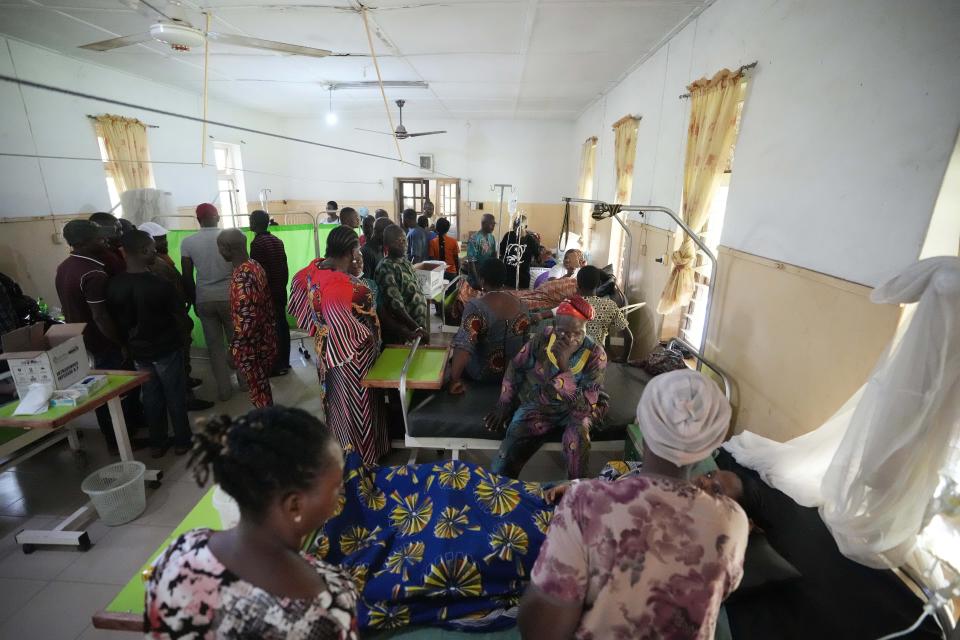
[491,184,513,258]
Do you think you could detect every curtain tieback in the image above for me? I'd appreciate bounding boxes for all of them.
[670,248,695,269]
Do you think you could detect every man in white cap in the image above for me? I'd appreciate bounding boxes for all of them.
[519,369,749,640]
[139,221,214,411]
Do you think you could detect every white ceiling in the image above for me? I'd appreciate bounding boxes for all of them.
[0,0,712,119]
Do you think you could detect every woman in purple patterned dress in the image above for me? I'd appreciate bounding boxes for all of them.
[519,370,749,640]
[145,407,359,639]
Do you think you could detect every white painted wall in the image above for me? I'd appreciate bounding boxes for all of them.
[0,36,290,218]
[278,116,575,205]
[575,0,960,287]
[0,36,576,220]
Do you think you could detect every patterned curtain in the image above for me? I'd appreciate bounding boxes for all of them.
[576,136,598,250]
[94,115,155,195]
[657,69,746,314]
[610,116,640,275]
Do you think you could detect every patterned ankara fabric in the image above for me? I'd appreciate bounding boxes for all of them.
[229,259,277,407]
[466,231,498,263]
[583,295,628,346]
[289,261,388,465]
[145,528,359,639]
[304,450,551,633]
[531,475,748,640]
[491,326,607,480]
[457,277,578,316]
[451,296,530,382]
[374,257,429,343]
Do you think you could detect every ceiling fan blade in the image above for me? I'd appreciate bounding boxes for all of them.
[79,32,154,51]
[206,32,331,58]
[138,0,174,22]
[405,131,447,137]
[355,128,397,136]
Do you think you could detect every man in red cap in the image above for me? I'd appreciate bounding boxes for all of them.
[485,295,608,479]
[180,203,238,401]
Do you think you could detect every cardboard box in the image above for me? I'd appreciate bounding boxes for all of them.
[0,323,90,398]
[414,261,447,298]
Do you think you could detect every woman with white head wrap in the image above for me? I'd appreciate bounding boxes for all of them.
[522,369,748,640]
[637,368,732,471]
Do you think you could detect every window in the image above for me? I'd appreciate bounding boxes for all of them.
[214,142,247,228]
[96,135,124,216]
[92,115,155,217]
[680,171,730,349]
[437,179,460,238]
[679,98,744,350]
[397,178,429,216]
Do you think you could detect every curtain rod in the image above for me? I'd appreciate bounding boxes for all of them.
[87,114,159,128]
[611,114,641,129]
[678,61,757,99]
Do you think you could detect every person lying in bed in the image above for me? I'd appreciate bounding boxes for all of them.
[518,369,749,640]
[485,296,607,480]
[146,407,358,639]
[447,258,531,394]
[303,372,744,635]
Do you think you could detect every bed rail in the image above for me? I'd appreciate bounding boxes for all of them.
[562,197,719,374]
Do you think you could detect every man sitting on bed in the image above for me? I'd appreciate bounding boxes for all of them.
[485,295,607,480]
[519,369,749,640]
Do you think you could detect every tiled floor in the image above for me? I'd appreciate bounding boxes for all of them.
[0,332,616,639]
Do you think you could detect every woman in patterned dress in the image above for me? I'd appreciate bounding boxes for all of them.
[145,407,358,639]
[290,226,389,465]
[375,224,430,345]
[448,258,530,394]
[218,229,277,408]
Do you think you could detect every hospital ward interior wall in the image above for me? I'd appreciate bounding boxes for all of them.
[576,0,960,441]
[0,34,577,305]
[277,116,575,242]
[0,36,291,305]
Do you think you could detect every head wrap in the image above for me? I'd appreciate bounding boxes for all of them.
[556,295,594,321]
[195,203,219,222]
[137,221,168,238]
[637,369,731,466]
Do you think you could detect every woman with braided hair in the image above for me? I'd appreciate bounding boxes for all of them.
[428,216,460,280]
[289,226,389,465]
[145,406,358,638]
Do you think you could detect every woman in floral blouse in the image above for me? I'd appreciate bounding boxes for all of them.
[145,407,358,639]
[518,370,749,640]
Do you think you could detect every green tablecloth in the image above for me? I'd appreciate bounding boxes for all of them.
[166,223,341,348]
[0,374,135,424]
[104,487,221,615]
[364,346,448,386]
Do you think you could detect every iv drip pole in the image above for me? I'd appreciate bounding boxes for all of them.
[491,183,513,257]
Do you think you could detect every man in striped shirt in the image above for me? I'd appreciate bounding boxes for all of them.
[249,210,290,376]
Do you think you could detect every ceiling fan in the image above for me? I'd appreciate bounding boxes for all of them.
[78,0,333,58]
[356,100,446,140]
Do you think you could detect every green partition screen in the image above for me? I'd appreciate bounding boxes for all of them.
[165,223,339,348]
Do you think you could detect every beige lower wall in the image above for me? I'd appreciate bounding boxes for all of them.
[622,221,675,359]
[705,247,900,441]
[617,224,902,442]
